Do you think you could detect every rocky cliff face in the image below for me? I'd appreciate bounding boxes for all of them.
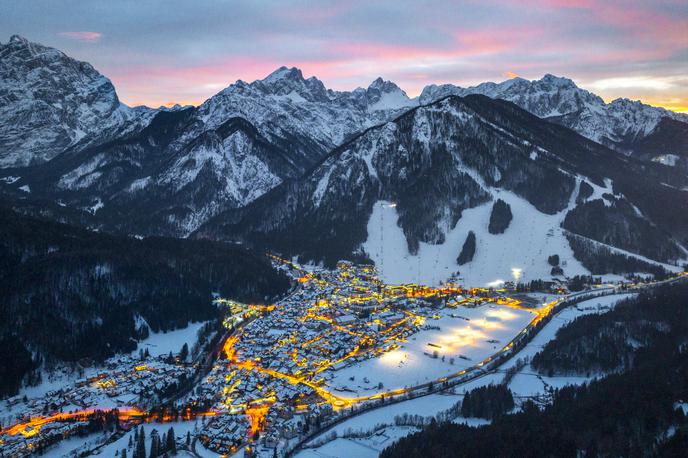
[0,35,154,168]
[195,66,417,169]
[0,38,417,236]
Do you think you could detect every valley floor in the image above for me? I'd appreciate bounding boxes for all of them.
[1,258,681,458]
[295,293,637,458]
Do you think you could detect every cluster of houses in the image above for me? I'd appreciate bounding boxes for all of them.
[194,261,474,455]
[1,260,494,457]
[0,353,194,456]
[0,413,91,457]
[91,355,195,405]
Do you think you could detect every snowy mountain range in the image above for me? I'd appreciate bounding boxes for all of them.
[1,35,687,284]
[196,94,688,283]
[419,74,688,155]
[1,36,422,235]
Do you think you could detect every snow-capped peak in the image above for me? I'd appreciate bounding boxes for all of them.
[199,65,419,144]
[366,77,416,111]
[247,66,330,102]
[263,66,304,83]
[368,77,403,93]
[418,73,688,147]
[540,73,577,88]
[9,34,29,45]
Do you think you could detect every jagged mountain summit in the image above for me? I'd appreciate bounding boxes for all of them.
[197,66,417,165]
[420,74,688,157]
[0,37,417,236]
[0,35,154,168]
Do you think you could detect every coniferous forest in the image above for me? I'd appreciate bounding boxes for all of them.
[0,207,290,397]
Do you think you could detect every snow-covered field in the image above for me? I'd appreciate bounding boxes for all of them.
[296,387,492,458]
[325,394,460,436]
[299,293,635,458]
[296,427,416,458]
[134,321,208,357]
[328,303,533,396]
[363,191,589,287]
[42,420,202,458]
[363,176,683,288]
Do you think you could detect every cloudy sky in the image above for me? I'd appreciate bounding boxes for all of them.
[2,0,686,111]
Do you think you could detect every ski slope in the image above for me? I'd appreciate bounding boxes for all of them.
[363,189,589,287]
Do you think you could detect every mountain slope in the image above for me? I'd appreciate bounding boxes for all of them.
[199,67,417,164]
[0,206,290,396]
[6,108,307,236]
[6,68,416,236]
[196,95,687,283]
[0,35,154,168]
[1,35,685,257]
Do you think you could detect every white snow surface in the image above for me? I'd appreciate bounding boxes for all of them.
[652,154,680,167]
[296,394,461,458]
[328,304,533,396]
[369,89,417,111]
[364,190,588,287]
[134,321,208,358]
[0,175,20,184]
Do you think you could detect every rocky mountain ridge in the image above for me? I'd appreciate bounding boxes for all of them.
[420,74,688,156]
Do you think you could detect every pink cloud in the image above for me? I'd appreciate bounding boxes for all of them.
[106,57,285,106]
[80,2,684,110]
[328,27,537,63]
[58,31,102,42]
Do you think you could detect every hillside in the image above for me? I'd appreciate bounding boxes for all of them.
[197,95,687,284]
[0,207,290,396]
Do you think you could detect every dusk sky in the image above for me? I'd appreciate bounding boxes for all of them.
[2,0,687,111]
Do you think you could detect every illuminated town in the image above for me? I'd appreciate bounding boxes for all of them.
[0,257,547,457]
[194,259,515,454]
[1,257,682,457]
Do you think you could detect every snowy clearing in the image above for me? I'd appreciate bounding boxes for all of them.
[505,293,636,397]
[328,304,533,396]
[134,321,208,358]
